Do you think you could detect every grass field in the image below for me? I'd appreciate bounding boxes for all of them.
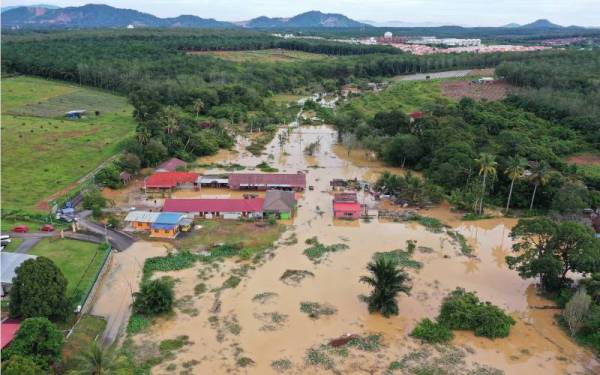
[1,76,136,212]
[28,238,108,299]
[62,314,107,370]
[343,80,450,117]
[188,49,329,63]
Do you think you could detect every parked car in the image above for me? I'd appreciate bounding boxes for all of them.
[40,224,55,232]
[12,225,29,233]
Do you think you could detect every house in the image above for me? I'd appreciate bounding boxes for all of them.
[330,179,348,191]
[197,175,229,188]
[150,212,185,239]
[120,171,132,185]
[228,172,306,191]
[334,192,358,203]
[124,211,160,231]
[333,201,362,220]
[66,110,86,119]
[144,172,199,191]
[156,158,187,172]
[1,319,21,350]
[1,252,37,295]
[163,198,264,219]
[409,111,423,122]
[263,190,296,219]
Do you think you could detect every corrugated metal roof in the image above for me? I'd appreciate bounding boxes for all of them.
[155,212,185,225]
[229,172,306,188]
[263,190,296,212]
[163,198,265,213]
[1,320,21,350]
[1,252,37,284]
[124,211,160,223]
[145,172,199,188]
[333,202,361,212]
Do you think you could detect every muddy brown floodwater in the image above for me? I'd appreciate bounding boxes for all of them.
[126,125,598,374]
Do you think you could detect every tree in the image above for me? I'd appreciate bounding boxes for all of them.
[528,161,550,210]
[504,156,526,213]
[119,153,141,174]
[581,273,600,304]
[193,98,205,119]
[382,134,423,168]
[94,165,121,189]
[563,289,592,336]
[3,317,64,369]
[161,106,180,135]
[551,180,589,214]
[360,258,411,317]
[133,279,174,315]
[474,153,497,215]
[71,341,125,375]
[1,355,44,375]
[9,257,70,321]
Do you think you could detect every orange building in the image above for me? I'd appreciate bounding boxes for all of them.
[124,211,160,231]
[150,212,185,239]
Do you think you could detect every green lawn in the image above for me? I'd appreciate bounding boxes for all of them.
[1,76,136,212]
[342,80,450,116]
[28,238,109,299]
[2,237,24,252]
[62,314,107,370]
[189,49,329,63]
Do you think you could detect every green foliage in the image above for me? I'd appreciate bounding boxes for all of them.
[347,334,383,352]
[360,258,412,318]
[82,189,108,218]
[9,256,70,321]
[410,215,444,233]
[133,278,174,316]
[159,336,188,354]
[3,317,64,369]
[373,249,422,269]
[1,355,44,375]
[410,318,454,343]
[95,164,122,189]
[127,314,151,334]
[376,172,444,205]
[437,288,515,339]
[446,230,473,256]
[143,250,198,280]
[256,161,279,172]
[221,275,242,290]
[299,302,337,319]
[303,237,349,263]
[194,283,207,296]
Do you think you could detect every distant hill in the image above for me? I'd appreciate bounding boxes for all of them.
[1,4,236,29]
[360,20,459,28]
[245,11,369,28]
[520,19,563,29]
[502,23,521,28]
[1,4,60,13]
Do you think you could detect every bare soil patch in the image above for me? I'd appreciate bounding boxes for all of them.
[441,81,514,101]
[566,153,600,165]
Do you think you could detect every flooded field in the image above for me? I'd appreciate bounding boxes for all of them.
[123,125,598,374]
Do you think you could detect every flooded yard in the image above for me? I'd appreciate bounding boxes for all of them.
[122,125,598,374]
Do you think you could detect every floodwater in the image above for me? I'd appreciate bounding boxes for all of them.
[125,125,598,374]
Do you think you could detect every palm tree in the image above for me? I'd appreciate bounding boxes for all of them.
[162,106,179,135]
[136,128,151,145]
[529,161,550,211]
[72,341,122,375]
[360,258,411,317]
[193,98,205,119]
[504,156,526,213]
[475,153,497,215]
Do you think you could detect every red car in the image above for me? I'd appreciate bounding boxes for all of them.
[12,225,29,233]
[40,224,55,232]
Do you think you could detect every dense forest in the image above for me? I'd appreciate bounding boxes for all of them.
[2,28,567,169]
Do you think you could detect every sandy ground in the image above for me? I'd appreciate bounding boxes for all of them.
[98,124,598,374]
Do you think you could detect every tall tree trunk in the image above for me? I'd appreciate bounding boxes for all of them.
[479,172,487,215]
[505,178,515,213]
[530,183,538,210]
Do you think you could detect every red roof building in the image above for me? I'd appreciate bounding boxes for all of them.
[409,111,423,121]
[1,319,21,350]
[156,158,187,172]
[145,172,199,190]
[334,192,358,203]
[228,172,306,191]
[333,202,361,220]
[163,198,265,218]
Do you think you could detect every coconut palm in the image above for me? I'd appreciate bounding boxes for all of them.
[162,106,179,135]
[193,98,205,119]
[136,128,151,145]
[504,156,526,213]
[529,161,550,210]
[360,258,411,317]
[475,153,498,215]
[71,341,123,375]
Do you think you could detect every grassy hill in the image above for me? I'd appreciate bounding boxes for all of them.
[1,76,135,212]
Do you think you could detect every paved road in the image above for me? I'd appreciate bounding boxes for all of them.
[396,69,473,81]
[3,232,54,253]
[77,211,136,251]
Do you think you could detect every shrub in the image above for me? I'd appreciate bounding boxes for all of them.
[9,257,70,321]
[3,317,64,369]
[133,279,174,315]
[1,355,44,375]
[563,289,592,336]
[127,313,151,334]
[410,318,454,343]
[472,303,516,339]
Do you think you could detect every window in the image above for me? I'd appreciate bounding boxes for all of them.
[344,212,354,217]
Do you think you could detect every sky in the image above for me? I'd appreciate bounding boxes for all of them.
[3,0,600,26]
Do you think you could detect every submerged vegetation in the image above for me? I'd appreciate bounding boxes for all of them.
[303,237,349,263]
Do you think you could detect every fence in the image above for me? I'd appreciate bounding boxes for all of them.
[76,243,114,315]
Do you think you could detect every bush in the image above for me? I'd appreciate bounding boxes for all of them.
[9,257,70,321]
[410,318,454,343]
[3,318,64,369]
[437,288,515,339]
[563,289,592,336]
[133,279,174,315]
[1,355,44,375]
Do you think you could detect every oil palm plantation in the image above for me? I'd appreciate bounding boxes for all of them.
[475,153,498,215]
[529,161,550,210]
[504,156,526,213]
[360,258,411,317]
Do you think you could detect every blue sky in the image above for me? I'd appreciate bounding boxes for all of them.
[4,0,600,26]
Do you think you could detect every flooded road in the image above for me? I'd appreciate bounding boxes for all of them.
[127,125,598,374]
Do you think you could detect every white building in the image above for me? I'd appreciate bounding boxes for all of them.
[384,31,393,39]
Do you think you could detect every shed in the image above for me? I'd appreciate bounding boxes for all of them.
[1,319,21,350]
[120,171,132,185]
[145,172,199,191]
[197,175,229,188]
[66,110,86,119]
[1,252,37,292]
[163,198,264,219]
[124,211,160,231]
[150,212,185,239]
[156,158,187,172]
[263,190,296,219]
[228,172,306,191]
[333,202,361,220]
